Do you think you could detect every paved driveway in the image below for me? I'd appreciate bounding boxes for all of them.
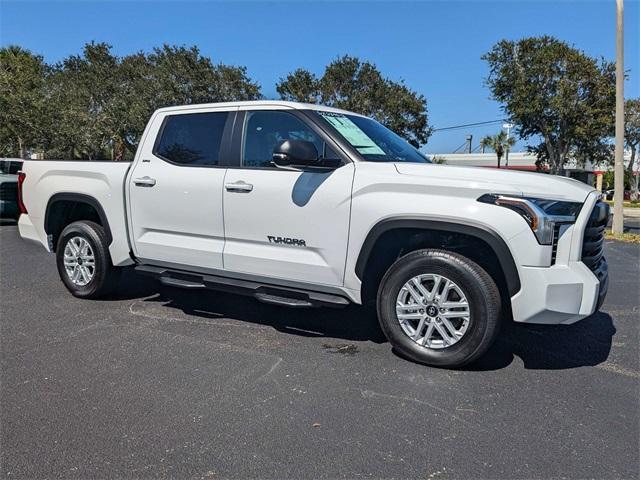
[1,222,638,479]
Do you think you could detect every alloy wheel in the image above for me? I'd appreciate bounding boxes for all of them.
[395,273,470,349]
[63,236,96,286]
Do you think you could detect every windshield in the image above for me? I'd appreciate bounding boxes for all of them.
[316,111,429,163]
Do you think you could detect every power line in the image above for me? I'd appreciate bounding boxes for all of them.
[433,119,507,132]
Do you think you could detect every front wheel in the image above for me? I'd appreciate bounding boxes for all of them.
[56,221,120,299]
[377,249,501,368]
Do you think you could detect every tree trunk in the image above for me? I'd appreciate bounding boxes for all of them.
[548,152,563,175]
[542,136,563,175]
[497,153,502,168]
[113,138,126,162]
[18,137,26,159]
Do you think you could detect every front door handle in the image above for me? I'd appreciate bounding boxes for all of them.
[134,176,156,187]
[225,181,253,193]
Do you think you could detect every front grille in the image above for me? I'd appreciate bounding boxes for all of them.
[551,224,561,264]
[0,182,17,201]
[582,200,608,273]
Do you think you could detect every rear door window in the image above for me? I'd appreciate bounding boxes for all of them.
[154,112,228,166]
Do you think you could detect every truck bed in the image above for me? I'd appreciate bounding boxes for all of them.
[18,160,134,266]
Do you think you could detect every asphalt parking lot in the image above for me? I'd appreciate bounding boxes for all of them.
[1,221,638,479]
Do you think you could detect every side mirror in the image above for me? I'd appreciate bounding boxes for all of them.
[272,140,319,167]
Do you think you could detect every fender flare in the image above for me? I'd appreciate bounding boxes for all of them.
[354,217,521,297]
[44,193,113,246]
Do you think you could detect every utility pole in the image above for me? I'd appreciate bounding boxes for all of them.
[612,0,625,234]
[503,123,514,167]
[466,135,473,154]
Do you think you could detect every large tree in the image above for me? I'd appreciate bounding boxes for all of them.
[625,98,640,200]
[46,42,128,160]
[146,44,261,108]
[1,43,262,160]
[53,43,263,160]
[483,36,615,174]
[276,68,318,104]
[0,46,48,158]
[277,56,431,147]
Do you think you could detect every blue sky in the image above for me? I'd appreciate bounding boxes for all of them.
[1,0,638,153]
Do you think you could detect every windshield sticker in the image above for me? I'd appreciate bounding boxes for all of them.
[320,113,385,155]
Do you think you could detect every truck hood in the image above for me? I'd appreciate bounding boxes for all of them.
[394,163,594,203]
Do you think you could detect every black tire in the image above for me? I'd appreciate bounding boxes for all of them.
[377,249,501,368]
[55,221,120,299]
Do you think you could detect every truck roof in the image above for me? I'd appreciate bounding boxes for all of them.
[154,100,364,117]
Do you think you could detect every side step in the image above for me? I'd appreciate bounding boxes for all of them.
[135,265,350,308]
[254,292,314,308]
[159,276,206,289]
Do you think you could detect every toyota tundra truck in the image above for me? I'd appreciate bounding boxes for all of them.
[17,101,609,367]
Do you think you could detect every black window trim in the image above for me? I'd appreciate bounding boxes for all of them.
[229,109,352,171]
[151,110,235,169]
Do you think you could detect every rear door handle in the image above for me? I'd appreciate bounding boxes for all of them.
[134,176,156,187]
[225,181,253,193]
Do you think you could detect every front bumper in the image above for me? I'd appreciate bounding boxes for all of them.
[511,259,605,324]
[510,191,608,325]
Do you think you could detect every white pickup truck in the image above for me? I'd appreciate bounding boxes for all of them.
[17,101,609,367]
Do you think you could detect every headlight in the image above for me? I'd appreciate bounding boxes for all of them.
[478,194,582,245]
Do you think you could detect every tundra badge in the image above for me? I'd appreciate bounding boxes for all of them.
[267,236,307,247]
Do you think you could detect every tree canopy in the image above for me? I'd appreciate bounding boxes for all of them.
[0,46,49,158]
[483,36,615,174]
[0,43,262,160]
[277,55,431,147]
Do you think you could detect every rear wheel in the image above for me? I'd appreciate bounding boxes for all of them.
[56,221,120,299]
[377,249,501,368]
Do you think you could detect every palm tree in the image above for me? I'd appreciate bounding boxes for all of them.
[480,131,516,168]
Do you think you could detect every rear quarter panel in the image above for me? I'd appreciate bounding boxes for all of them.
[19,160,133,265]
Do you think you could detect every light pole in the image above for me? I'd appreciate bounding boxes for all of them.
[503,123,514,167]
[612,0,625,234]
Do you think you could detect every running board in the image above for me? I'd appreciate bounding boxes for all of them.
[135,265,350,308]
